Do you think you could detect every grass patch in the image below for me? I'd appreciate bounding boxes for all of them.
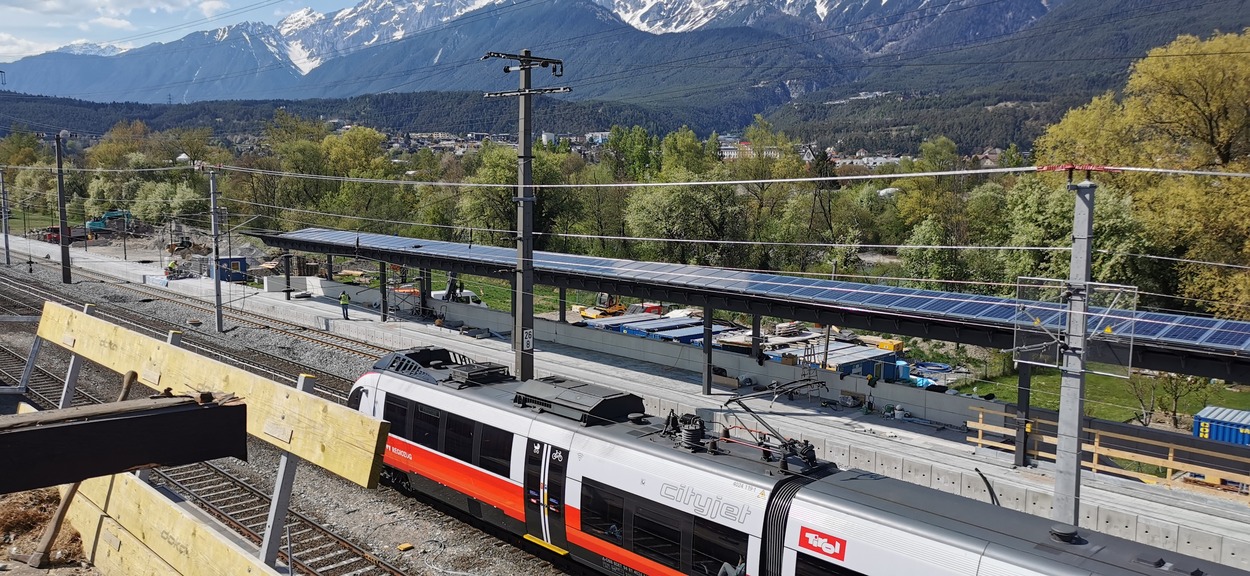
[955,369,1250,424]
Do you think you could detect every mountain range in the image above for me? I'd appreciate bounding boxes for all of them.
[2,0,1249,146]
[2,0,1064,104]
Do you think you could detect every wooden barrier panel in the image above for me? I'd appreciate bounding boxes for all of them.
[37,301,388,488]
[966,407,1250,498]
[66,475,281,576]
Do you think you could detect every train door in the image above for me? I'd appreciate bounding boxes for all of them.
[524,438,569,554]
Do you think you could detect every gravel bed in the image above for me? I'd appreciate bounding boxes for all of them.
[0,242,571,576]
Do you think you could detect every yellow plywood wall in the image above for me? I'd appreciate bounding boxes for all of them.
[38,301,388,488]
[65,475,281,576]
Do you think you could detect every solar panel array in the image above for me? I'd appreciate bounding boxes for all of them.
[278,228,1250,355]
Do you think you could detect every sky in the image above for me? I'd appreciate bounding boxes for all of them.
[0,0,355,63]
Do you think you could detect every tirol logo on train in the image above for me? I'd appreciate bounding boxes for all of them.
[798,527,847,561]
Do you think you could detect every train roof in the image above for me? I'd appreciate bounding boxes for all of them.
[366,348,836,485]
[799,469,1245,576]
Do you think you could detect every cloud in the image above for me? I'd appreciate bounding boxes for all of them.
[91,16,136,29]
[0,32,58,62]
[199,0,230,17]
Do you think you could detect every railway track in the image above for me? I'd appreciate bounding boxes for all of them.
[73,267,392,360]
[153,463,405,576]
[0,270,357,401]
[0,341,105,408]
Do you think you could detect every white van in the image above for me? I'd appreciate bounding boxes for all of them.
[431,289,487,308]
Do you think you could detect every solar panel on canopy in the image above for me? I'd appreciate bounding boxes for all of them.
[976,300,1020,321]
[697,268,753,291]
[1130,312,1180,338]
[891,290,946,311]
[916,293,967,313]
[1086,308,1135,335]
[663,265,711,286]
[617,261,671,280]
[791,283,832,299]
[948,295,1001,318]
[1014,307,1063,328]
[804,284,859,302]
[863,287,923,308]
[1159,316,1222,343]
[832,285,894,304]
[1201,320,1250,349]
[761,276,817,297]
[711,270,771,292]
[266,228,1250,356]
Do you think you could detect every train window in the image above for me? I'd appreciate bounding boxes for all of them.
[346,387,365,411]
[795,552,866,576]
[692,518,747,576]
[413,403,440,449]
[581,478,625,545]
[632,506,683,570]
[382,395,412,440]
[444,413,475,464]
[478,424,512,477]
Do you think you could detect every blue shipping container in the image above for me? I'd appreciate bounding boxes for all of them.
[211,257,249,282]
[1193,406,1250,446]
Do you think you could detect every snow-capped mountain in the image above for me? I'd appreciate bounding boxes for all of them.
[8,0,1241,107]
[279,0,503,74]
[53,42,126,57]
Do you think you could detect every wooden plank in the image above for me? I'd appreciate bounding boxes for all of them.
[967,437,1018,451]
[70,474,282,576]
[1081,427,1250,466]
[62,483,182,576]
[966,421,1017,436]
[1092,444,1250,485]
[0,398,247,493]
[37,301,388,488]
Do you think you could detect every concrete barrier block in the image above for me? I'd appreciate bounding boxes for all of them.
[1024,488,1053,518]
[960,472,991,503]
[1135,517,1178,551]
[1097,507,1137,540]
[876,453,903,479]
[1222,537,1250,570]
[931,466,961,494]
[994,482,1027,512]
[826,440,850,468]
[901,460,932,488]
[1078,501,1098,531]
[1177,526,1222,562]
[849,446,876,471]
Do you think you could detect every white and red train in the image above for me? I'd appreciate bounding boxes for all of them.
[349,347,1247,576]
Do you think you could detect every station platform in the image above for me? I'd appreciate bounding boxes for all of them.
[4,234,1249,570]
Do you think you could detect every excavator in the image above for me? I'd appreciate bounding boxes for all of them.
[572,293,662,319]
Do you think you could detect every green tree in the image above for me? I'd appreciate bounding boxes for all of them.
[893,136,965,239]
[731,115,808,270]
[626,166,749,267]
[1125,31,1250,167]
[660,126,718,175]
[0,128,42,166]
[899,217,960,290]
[604,125,660,181]
[461,142,578,251]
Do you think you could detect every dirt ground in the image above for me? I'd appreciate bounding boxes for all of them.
[0,489,97,574]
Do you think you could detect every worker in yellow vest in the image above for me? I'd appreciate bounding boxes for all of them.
[339,291,351,320]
